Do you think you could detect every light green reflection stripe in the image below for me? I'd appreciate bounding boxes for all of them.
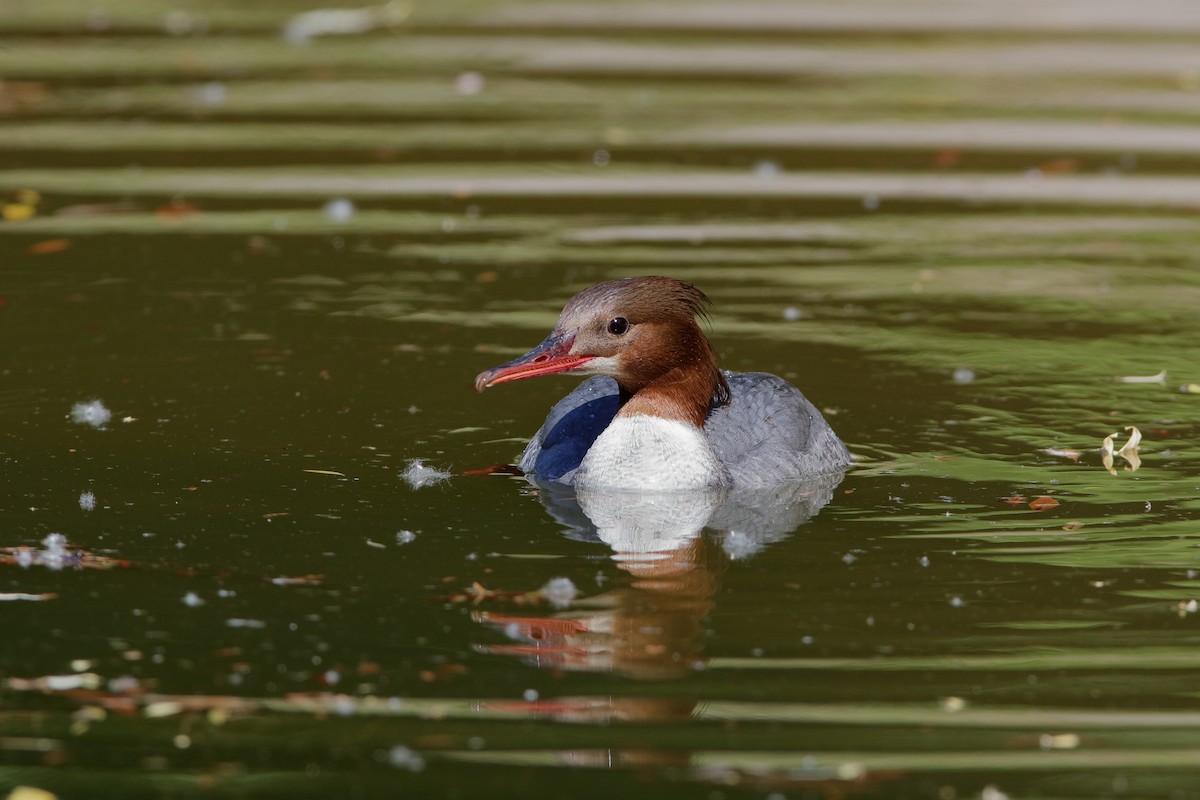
[710,647,1200,671]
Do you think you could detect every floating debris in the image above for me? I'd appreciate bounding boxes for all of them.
[952,367,975,384]
[270,574,324,586]
[396,530,416,545]
[754,159,781,180]
[1102,426,1142,475]
[387,745,426,772]
[282,1,410,44]
[70,400,111,429]
[1116,369,1166,384]
[454,71,485,96]
[1,538,124,572]
[721,531,764,560]
[226,618,266,629]
[1038,732,1081,750]
[321,197,355,223]
[78,491,96,511]
[182,592,204,608]
[190,81,227,108]
[40,534,69,569]
[7,672,101,692]
[6,785,59,800]
[1041,447,1081,461]
[1028,496,1060,511]
[401,459,452,489]
[3,188,41,221]
[540,577,578,609]
[939,696,966,713]
[0,592,57,602]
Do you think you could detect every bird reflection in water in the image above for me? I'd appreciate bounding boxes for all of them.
[474,471,845,686]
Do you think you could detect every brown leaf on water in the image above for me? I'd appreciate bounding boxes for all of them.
[934,149,961,168]
[444,581,546,606]
[1028,496,1060,511]
[154,200,200,220]
[1037,158,1079,175]
[26,238,70,255]
[1000,495,1027,507]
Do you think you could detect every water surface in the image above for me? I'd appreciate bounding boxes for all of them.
[2,1,1200,798]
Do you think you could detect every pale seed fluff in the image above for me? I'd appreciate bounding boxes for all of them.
[71,399,112,429]
[541,577,578,609]
[401,459,452,489]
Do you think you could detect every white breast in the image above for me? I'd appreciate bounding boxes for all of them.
[574,415,731,491]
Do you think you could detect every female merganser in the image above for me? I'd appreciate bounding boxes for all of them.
[475,276,850,491]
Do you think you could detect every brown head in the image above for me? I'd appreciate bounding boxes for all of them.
[475,277,731,427]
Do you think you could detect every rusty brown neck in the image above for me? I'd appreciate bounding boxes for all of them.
[614,326,729,429]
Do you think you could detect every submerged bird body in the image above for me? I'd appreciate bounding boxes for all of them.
[475,277,850,491]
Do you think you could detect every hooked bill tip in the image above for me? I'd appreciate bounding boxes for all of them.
[474,370,495,393]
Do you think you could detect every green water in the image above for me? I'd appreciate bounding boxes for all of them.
[2,1,1200,798]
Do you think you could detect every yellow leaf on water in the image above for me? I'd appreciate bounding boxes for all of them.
[303,469,345,477]
[1102,426,1141,474]
[2,203,35,221]
[1118,425,1142,456]
[1101,432,1118,475]
[7,787,58,800]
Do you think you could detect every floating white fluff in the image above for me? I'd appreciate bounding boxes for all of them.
[79,491,96,511]
[388,745,426,772]
[322,197,355,223]
[71,400,112,429]
[541,577,578,609]
[401,459,451,489]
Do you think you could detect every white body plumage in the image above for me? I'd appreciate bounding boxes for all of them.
[574,415,731,491]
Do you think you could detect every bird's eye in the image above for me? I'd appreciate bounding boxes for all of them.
[607,317,629,336]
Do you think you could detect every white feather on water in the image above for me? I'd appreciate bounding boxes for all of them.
[401,459,452,489]
[71,400,112,429]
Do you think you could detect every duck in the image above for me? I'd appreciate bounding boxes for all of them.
[474,276,850,491]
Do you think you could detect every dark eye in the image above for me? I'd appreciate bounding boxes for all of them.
[607,317,629,336]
